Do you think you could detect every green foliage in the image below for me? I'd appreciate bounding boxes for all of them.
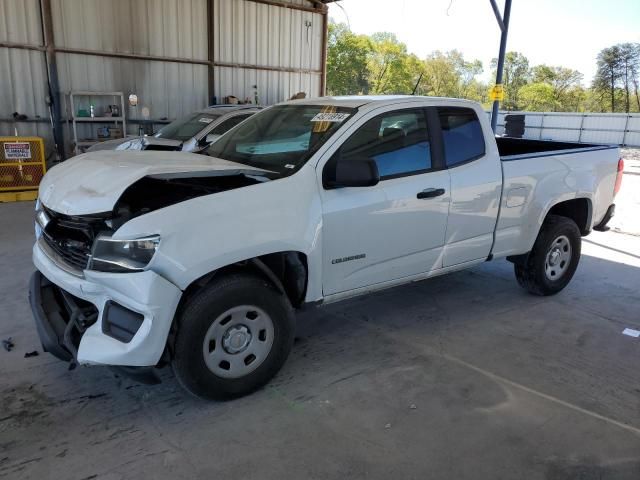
[491,52,530,110]
[519,83,556,111]
[327,22,486,101]
[325,21,638,113]
[368,32,417,94]
[326,23,372,95]
[592,43,640,112]
[528,65,584,111]
[419,51,461,97]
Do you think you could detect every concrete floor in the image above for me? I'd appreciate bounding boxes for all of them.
[1,155,639,479]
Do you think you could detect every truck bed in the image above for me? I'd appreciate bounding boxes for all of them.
[496,137,617,160]
[491,136,619,261]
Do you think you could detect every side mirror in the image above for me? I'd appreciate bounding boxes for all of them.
[326,156,380,188]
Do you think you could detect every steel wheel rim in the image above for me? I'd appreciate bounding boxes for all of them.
[544,235,572,281]
[202,305,275,379]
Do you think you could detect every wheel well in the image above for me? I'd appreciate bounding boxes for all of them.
[508,198,592,267]
[546,198,592,235]
[180,251,308,310]
[160,251,308,365]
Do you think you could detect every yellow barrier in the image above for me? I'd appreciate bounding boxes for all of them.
[0,137,46,202]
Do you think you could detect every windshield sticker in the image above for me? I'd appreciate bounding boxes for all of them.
[311,112,350,123]
[284,164,295,169]
[198,117,214,124]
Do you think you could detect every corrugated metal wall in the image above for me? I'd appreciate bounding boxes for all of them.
[0,0,327,159]
[0,0,53,152]
[495,112,640,147]
[212,0,323,105]
[52,0,209,122]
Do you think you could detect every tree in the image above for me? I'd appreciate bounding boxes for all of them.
[326,23,487,99]
[519,83,556,111]
[618,43,640,112]
[593,45,622,112]
[420,51,461,97]
[531,65,584,111]
[326,23,372,95]
[630,44,640,111]
[448,50,483,99]
[325,24,640,114]
[411,50,484,100]
[368,32,416,94]
[491,52,530,110]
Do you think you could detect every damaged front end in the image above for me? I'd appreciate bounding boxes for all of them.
[31,165,269,377]
[28,271,98,365]
[37,171,267,276]
[113,172,266,225]
[29,271,163,384]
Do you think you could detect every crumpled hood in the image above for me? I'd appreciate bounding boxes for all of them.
[39,150,269,215]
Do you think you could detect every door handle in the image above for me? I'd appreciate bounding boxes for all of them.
[417,188,445,199]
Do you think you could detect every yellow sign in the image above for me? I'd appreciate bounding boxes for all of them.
[489,84,504,102]
[0,137,46,195]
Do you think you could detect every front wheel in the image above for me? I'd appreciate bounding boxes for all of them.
[514,215,581,296]
[172,273,295,400]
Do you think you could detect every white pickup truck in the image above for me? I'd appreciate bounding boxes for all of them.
[29,96,623,399]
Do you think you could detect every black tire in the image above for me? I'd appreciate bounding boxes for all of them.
[172,273,295,400]
[514,215,581,296]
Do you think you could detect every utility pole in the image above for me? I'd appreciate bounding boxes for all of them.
[489,0,513,133]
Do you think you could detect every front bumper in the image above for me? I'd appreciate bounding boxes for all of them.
[30,241,182,366]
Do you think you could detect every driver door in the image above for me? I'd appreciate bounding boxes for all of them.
[320,107,451,296]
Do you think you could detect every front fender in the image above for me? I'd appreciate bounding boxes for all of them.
[115,165,325,302]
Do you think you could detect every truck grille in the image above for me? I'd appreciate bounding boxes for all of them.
[40,207,111,274]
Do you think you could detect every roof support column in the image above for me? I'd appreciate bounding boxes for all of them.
[39,0,65,160]
[490,0,513,133]
[207,0,216,105]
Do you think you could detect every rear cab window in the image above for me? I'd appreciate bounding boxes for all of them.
[437,107,485,167]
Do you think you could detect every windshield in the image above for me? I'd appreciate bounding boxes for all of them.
[206,105,356,176]
[154,112,221,141]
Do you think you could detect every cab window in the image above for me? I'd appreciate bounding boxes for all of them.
[210,114,253,136]
[437,107,485,167]
[336,109,431,179]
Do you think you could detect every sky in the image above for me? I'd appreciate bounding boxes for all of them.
[328,0,640,85]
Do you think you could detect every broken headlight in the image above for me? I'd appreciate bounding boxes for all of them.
[89,235,160,273]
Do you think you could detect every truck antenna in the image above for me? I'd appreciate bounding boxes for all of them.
[411,72,424,95]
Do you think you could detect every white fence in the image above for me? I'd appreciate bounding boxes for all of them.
[490,111,640,147]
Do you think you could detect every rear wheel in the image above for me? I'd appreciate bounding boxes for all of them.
[514,215,581,296]
[172,273,295,400]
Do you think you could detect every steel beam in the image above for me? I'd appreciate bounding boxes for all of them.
[49,47,323,75]
[213,60,322,75]
[320,10,329,96]
[39,0,65,161]
[0,41,45,52]
[489,0,506,32]
[248,0,327,14]
[490,0,512,133]
[207,0,216,104]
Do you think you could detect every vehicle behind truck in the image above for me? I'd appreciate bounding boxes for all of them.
[29,96,623,399]
[87,105,260,154]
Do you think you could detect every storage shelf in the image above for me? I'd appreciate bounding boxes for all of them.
[69,91,126,155]
[70,91,124,97]
[72,116,124,122]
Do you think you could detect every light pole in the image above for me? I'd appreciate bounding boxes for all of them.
[489,0,513,133]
